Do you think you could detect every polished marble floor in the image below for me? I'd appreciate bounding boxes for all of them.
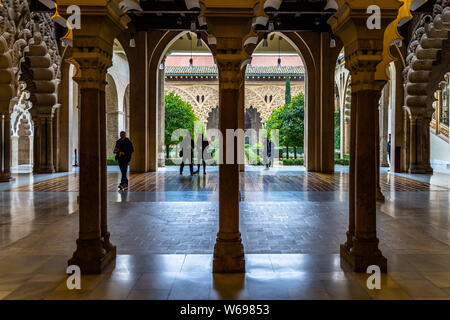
[0,165,449,300]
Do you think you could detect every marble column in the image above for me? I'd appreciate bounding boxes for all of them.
[213,62,245,273]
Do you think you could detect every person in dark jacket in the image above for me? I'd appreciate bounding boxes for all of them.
[114,131,134,190]
[194,134,210,175]
[179,134,195,175]
[263,138,274,169]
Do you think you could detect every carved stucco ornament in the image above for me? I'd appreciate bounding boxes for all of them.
[375,0,429,81]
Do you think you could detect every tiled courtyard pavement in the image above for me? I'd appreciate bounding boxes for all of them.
[0,167,449,299]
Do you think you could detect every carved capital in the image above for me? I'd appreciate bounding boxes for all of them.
[217,59,245,90]
[329,1,401,91]
[69,49,112,90]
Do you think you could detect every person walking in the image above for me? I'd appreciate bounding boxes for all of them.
[263,137,273,169]
[194,134,210,175]
[179,134,195,175]
[114,131,134,190]
[387,133,392,171]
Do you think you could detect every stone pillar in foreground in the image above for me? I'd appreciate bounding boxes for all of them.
[63,4,128,273]
[329,0,400,272]
[203,6,256,273]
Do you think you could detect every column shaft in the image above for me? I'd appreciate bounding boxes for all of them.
[0,114,12,181]
[213,77,245,273]
[351,90,387,272]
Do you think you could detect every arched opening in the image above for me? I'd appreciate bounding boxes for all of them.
[430,72,450,170]
[160,31,216,168]
[245,32,306,168]
[106,73,119,157]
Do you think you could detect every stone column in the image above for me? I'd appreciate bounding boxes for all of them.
[33,113,55,173]
[62,5,127,273]
[0,113,12,181]
[238,70,245,172]
[330,0,400,272]
[342,90,357,251]
[158,60,166,168]
[214,60,245,273]
[380,84,390,167]
[375,100,385,202]
[100,87,113,253]
[129,32,148,172]
[352,88,387,272]
[319,32,337,173]
[339,100,345,159]
[204,8,255,273]
[0,112,11,182]
[405,110,433,174]
[344,116,351,155]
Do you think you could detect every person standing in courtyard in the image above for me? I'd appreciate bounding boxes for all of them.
[194,134,210,175]
[179,133,195,175]
[387,133,392,170]
[263,137,274,169]
[114,131,134,190]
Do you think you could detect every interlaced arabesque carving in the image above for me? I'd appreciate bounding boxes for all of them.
[166,84,303,123]
[166,85,220,123]
[404,0,450,116]
[335,63,351,122]
[0,0,61,97]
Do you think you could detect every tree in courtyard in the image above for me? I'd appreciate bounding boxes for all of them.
[265,92,304,159]
[285,75,291,105]
[164,91,199,158]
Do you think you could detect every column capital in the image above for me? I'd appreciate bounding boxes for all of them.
[69,51,111,90]
[59,4,128,90]
[328,1,401,92]
[200,1,258,90]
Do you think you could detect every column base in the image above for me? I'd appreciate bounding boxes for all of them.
[340,240,387,273]
[0,174,13,182]
[408,165,428,174]
[68,238,116,274]
[376,187,385,202]
[158,152,166,167]
[35,165,55,174]
[213,235,245,273]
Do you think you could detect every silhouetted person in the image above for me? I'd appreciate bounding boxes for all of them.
[194,134,210,175]
[180,134,195,175]
[263,138,273,169]
[114,131,134,190]
[387,133,392,171]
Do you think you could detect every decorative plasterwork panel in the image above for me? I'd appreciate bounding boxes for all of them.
[166,85,219,123]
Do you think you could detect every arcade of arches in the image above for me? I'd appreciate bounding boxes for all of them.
[0,0,450,300]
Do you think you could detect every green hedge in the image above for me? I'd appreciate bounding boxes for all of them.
[107,156,118,165]
[282,158,304,166]
[335,158,350,165]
